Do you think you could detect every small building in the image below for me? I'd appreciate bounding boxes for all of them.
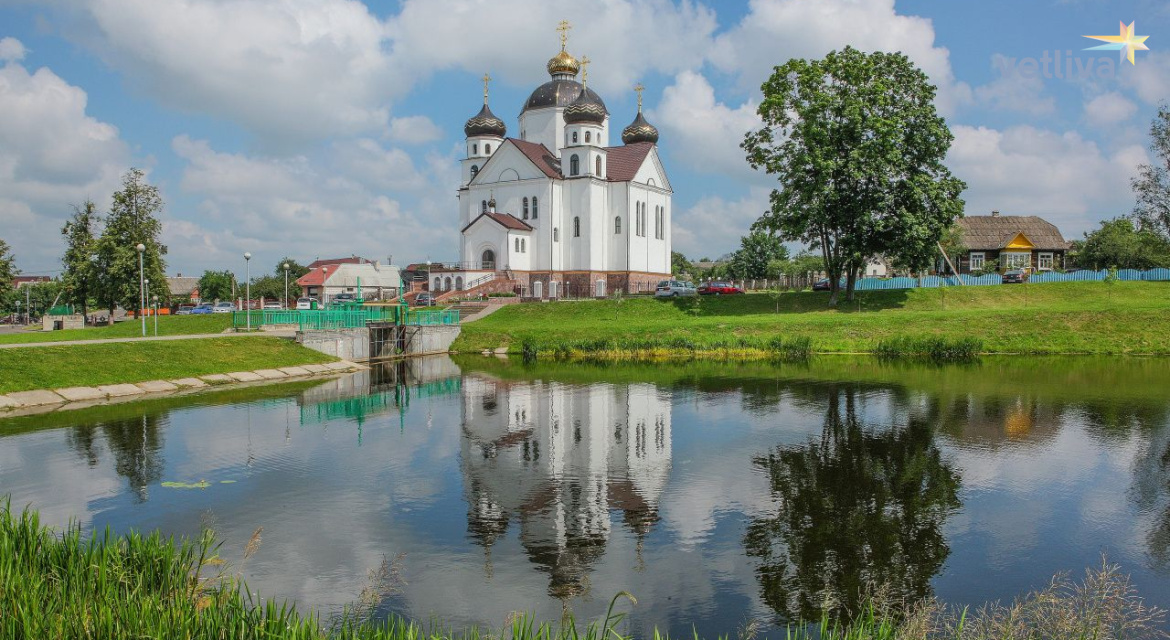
[167,275,200,303]
[956,212,1069,273]
[297,257,401,302]
[13,275,50,288]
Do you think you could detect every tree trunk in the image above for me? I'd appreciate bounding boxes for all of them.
[845,267,858,302]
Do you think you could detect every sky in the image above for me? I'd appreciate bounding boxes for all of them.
[0,0,1167,278]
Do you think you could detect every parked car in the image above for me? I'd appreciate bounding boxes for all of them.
[332,293,356,303]
[1002,270,1029,284]
[190,304,214,315]
[175,304,195,315]
[296,297,315,310]
[698,281,744,296]
[812,279,832,291]
[414,292,437,307]
[212,302,235,313]
[655,280,697,298]
[262,302,283,310]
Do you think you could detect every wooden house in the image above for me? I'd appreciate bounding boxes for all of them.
[955,212,1069,273]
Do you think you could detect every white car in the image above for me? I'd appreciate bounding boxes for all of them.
[296,297,315,310]
[655,280,697,297]
[262,302,283,310]
[212,302,235,313]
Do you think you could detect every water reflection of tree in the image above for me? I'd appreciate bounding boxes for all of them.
[744,385,960,622]
[66,413,166,502]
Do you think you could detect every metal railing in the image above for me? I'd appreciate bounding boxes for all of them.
[232,305,458,331]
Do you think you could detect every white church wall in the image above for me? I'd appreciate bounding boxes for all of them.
[519,108,560,153]
[607,183,629,270]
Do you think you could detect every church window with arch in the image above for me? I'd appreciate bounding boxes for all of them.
[515,238,520,252]
[615,216,621,234]
[572,131,578,144]
[523,197,529,219]
[481,200,487,214]
[472,143,478,154]
[470,165,479,178]
[595,156,602,177]
[484,143,491,154]
[553,228,559,242]
[584,131,591,143]
[532,197,538,218]
[574,217,581,238]
[570,154,579,176]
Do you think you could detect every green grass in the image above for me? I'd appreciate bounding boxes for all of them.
[2,501,1162,639]
[455,281,1170,357]
[0,314,233,344]
[0,337,334,393]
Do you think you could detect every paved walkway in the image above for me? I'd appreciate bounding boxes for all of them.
[0,330,296,349]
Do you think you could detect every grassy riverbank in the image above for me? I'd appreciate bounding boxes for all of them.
[455,281,1170,357]
[0,337,334,393]
[2,502,1161,639]
[0,314,232,344]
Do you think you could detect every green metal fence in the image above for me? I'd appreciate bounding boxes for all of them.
[232,305,457,331]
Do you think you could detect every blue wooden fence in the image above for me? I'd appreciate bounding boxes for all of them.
[840,268,1170,291]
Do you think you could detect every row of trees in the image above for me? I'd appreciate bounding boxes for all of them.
[195,260,310,304]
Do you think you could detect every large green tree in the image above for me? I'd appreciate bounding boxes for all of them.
[670,251,691,278]
[95,169,168,316]
[1133,106,1170,238]
[0,238,16,302]
[61,201,100,319]
[728,231,789,280]
[272,258,309,300]
[198,270,235,303]
[1079,217,1170,270]
[743,47,966,306]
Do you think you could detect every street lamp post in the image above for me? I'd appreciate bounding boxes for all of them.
[136,243,146,337]
[152,294,159,336]
[321,266,329,308]
[244,252,252,331]
[14,301,20,326]
[283,263,289,310]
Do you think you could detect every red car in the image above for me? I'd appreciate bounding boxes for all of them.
[698,281,744,295]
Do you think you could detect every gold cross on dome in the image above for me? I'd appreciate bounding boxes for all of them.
[580,56,590,87]
[557,20,572,50]
[482,73,491,104]
[634,83,645,111]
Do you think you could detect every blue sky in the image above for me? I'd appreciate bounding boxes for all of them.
[1,0,1167,276]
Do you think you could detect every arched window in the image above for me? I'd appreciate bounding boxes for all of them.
[481,200,487,214]
[553,228,559,242]
[523,197,529,219]
[572,131,578,143]
[569,154,579,176]
[595,156,602,177]
[615,216,621,234]
[472,144,478,155]
[456,276,464,291]
[444,277,452,291]
[470,164,479,178]
[484,143,491,154]
[532,197,538,218]
[573,216,581,238]
[514,238,520,252]
[433,277,441,291]
[521,238,526,252]
[584,131,591,143]
[481,249,495,270]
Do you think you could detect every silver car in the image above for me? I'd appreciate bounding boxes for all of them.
[655,280,697,297]
[212,302,235,313]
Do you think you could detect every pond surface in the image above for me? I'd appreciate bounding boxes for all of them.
[3,355,1170,634]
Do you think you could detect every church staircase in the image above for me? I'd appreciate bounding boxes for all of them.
[434,273,518,304]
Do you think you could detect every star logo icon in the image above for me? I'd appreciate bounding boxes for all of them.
[1084,21,1150,65]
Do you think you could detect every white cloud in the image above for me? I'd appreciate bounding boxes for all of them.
[168,135,458,271]
[77,0,400,147]
[387,115,444,145]
[1083,92,1139,127]
[1120,50,1170,105]
[707,0,972,115]
[0,46,131,272]
[0,37,26,63]
[654,71,761,181]
[973,54,1057,116]
[947,125,1148,236]
[672,187,772,260]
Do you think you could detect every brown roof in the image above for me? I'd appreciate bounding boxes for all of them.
[307,256,370,269]
[604,142,654,182]
[461,212,534,234]
[957,215,1067,251]
[508,138,561,178]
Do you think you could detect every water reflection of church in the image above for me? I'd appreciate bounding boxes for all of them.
[460,375,672,599]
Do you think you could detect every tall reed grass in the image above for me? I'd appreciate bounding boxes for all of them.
[517,335,812,363]
[873,336,983,362]
[2,501,1163,639]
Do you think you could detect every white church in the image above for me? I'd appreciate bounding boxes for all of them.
[441,24,672,299]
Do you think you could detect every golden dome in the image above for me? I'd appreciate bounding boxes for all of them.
[547,49,580,77]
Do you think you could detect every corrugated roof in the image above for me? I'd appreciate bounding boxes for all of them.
[509,138,562,178]
[307,256,369,269]
[604,142,654,182]
[167,276,199,296]
[957,215,1068,251]
[461,212,534,234]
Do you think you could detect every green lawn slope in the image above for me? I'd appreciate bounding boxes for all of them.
[0,314,232,345]
[454,281,1170,356]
